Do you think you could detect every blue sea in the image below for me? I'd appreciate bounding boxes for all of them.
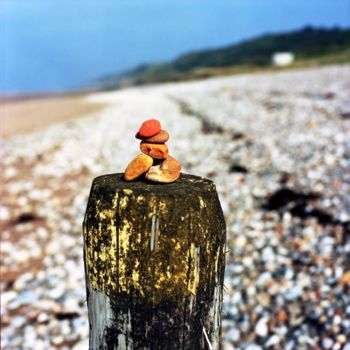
[1,0,348,93]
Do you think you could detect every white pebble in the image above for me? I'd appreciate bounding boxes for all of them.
[11,316,26,328]
[322,338,333,349]
[333,315,342,325]
[223,342,235,350]
[1,291,17,309]
[225,328,240,342]
[265,334,280,347]
[245,344,263,350]
[72,338,89,350]
[0,207,10,220]
[255,317,269,337]
[14,272,34,291]
[37,313,49,323]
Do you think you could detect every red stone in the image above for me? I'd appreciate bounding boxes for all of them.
[138,119,161,138]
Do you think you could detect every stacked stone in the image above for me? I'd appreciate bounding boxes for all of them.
[124,119,181,183]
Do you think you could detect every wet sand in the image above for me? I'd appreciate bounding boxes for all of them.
[0,94,106,138]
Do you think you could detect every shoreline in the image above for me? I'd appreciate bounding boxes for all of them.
[1,63,349,139]
[0,93,106,139]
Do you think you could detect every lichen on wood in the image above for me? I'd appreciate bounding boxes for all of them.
[83,173,226,349]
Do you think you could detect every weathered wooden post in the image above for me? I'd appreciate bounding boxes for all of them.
[83,173,226,349]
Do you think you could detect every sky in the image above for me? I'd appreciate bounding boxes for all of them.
[1,0,349,93]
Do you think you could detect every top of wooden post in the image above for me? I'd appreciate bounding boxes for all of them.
[90,172,217,197]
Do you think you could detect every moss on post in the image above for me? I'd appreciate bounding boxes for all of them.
[83,173,226,349]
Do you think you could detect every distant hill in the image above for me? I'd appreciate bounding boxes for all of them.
[98,26,350,89]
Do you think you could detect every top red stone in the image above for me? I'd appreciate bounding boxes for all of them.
[138,119,161,138]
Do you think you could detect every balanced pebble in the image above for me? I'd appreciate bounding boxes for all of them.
[136,129,169,143]
[140,142,169,159]
[138,119,161,138]
[124,154,153,181]
[145,155,181,183]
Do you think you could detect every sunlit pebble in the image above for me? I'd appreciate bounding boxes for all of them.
[256,272,272,287]
[242,256,254,267]
[52,335,65,345]
[61,219,72,232]
[36,312,49,323]
[31,339,50,350]
[299,334,317,347]
[37,227,48,239]
[339,212,349,222]
[11,315,26,329]
[7,335,22,347]
[0,242,14,258]
[15,222,34,233]
[0,207,11,222]
[4,167,17,178]
[19,238,42,257]
[72,338,89,350]
[275,325,288,337]
[12,249,31,264]
[324,267,334,277]
[1,291,17,311]
[261,246,275,262]
[17,196,29,206]
[14,272,34,291]
[268,282,281,296]
[343,343,350,350]
[1,231,11,241]
[254,317,269,337]
[33,300,62,314]
[245,344,263,350]
[63,297,81,313]
[234,235,247,248]
[337,334,347,344]
[265,334,280,347]
[43,255,54,267]
[46,240,62,256]
[60,321,72,336]
[46,286,66,300]
[29,189,51,200]
[222,342,235,350]
[60,234,76,249]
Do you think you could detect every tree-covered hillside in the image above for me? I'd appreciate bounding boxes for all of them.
[99,26,350,89]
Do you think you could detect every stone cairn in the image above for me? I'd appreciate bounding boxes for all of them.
[124,119,181,183]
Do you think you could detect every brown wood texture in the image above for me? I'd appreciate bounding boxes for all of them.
[83,173,226,349]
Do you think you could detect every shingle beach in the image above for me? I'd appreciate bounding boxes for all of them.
[1,65,350,350]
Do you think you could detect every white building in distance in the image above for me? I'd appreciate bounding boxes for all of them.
[272,52,295,67]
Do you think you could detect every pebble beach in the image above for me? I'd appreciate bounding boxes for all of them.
[1,65,350,349]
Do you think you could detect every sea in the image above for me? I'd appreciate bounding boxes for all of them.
[1,0,348,94]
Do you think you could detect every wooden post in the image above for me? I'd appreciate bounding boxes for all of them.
[83,173,226,349]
